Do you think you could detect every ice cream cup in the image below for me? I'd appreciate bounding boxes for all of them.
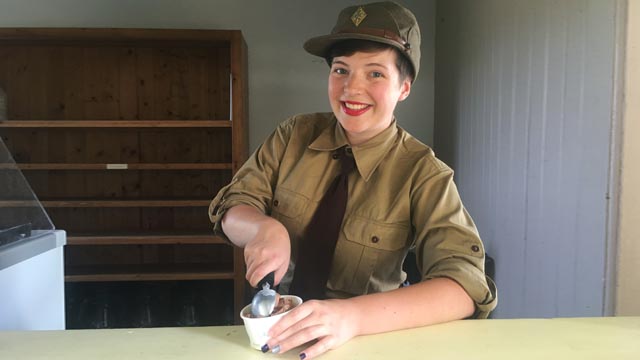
[240,295,302,350]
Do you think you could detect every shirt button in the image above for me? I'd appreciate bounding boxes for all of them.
[471,245,480,252]
[371,236,380,243]
[346,147,352,154]
[332,153,340,159]
[273,200,279,207]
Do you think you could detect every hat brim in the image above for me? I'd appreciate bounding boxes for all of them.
[303,33,407,59]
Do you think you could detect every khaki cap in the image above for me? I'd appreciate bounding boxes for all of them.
[304,1,421,80]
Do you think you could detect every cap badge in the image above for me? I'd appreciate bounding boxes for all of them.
[351,7,367,27]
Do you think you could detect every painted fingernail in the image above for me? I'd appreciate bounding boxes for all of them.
[261,344,269,353]
[271,345,281,354]
[299,353,307,360]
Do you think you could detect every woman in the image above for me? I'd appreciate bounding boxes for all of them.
[209,2,497,359]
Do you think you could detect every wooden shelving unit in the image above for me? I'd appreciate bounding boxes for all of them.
[0,28,248,326]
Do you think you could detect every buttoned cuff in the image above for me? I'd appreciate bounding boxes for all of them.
[474,276,497,318]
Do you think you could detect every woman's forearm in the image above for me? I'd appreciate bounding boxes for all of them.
[221,204,291,286]
[348,277,475,335]
[221,204,282,248]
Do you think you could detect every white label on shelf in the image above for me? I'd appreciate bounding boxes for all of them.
[106,164,128,170]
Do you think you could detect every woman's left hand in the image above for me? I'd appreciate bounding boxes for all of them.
[264,298,360,359]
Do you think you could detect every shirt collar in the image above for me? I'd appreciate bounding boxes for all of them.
[309,115,399,182]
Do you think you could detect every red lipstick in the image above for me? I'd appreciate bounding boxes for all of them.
[341,101,370,116]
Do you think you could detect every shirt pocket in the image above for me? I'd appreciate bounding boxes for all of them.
[329,217,410,295]
[270,187,309,241]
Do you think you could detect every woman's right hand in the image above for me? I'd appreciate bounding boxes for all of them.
[221,205,291,287]
[243,216,290,287]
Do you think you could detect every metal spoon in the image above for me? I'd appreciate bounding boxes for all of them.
[250,272,277,317]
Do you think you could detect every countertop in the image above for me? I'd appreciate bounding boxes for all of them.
[0,316,638,359]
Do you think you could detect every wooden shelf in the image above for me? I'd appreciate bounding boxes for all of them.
[67,233,228,246]
[0,27,240,44]
[0,163,233,170]
[65,264,235,282]
[0,120,232,128]
[0,27,249,326]
[1,199,211,207]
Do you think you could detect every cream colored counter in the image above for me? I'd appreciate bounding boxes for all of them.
[0,317,638,359]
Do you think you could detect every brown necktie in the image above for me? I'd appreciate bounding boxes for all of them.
[289,146,355,300]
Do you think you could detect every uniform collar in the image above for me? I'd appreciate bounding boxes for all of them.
[309,114,399,182]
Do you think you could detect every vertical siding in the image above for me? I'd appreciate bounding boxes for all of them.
[435,0,617,318]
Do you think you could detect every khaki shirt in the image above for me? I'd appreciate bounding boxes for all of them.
[209,113,497,318]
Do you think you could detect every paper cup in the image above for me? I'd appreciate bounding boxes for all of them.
[240,295,302,350]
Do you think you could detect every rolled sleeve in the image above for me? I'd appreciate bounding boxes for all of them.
[412,166,498,318]
[209,119,294,241]
[208,177,264,241]
[208,162,276,241]
[423,254,498,319]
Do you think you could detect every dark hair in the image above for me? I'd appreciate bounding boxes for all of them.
[325,39,415,83]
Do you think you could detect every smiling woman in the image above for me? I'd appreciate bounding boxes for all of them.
[327,48,411,145]
[209,2,496,359]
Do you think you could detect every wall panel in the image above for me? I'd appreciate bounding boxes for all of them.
[435,0,618,318]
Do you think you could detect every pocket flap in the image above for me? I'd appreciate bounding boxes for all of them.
[343,217,409,251]
[271,187,308,219]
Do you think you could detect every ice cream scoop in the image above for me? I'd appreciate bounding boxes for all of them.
[250,272,277,317]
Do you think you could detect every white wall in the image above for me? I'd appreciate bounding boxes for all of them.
[616,0,640,315]
[0,0,436,151]
[435,0,621,318]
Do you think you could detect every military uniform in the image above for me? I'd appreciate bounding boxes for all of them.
[210,112,497,318]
